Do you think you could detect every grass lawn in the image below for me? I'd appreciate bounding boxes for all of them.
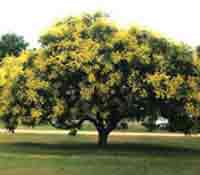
[0,133,200,175]
[0,121,160,133]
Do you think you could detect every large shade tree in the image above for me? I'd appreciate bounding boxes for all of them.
[0,13,200,146]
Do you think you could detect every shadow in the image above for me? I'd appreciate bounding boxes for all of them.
[1,141,200,157]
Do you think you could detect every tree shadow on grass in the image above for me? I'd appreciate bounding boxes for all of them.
[1,141,200,157]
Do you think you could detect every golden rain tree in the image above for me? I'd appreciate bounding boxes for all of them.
[1,12,200,146]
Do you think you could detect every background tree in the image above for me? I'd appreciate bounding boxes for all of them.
[0,33,29,60]
[131,28,200,133]
[196,45,200,58]
[0,13,200,146]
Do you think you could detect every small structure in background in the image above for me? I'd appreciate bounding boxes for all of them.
[155,117,169,129]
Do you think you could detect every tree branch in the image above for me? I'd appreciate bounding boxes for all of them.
[48,115,99,130]
[105,118,121,134]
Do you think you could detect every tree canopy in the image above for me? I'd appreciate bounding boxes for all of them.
[0,33,29,60]
[0,13,200,146]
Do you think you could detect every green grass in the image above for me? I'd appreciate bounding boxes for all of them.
[0,133,200,175]
[0,121,151,132]
[79,121,148,132]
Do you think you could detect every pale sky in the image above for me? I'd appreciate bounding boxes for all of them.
[0,0,199,47]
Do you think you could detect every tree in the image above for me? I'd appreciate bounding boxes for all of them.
[0,33,29,60]
[0,13,200,146]
[196,45,200,58]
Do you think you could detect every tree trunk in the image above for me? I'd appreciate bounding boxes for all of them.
[98,131,109,147]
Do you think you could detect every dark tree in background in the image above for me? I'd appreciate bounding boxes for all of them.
[196,45,200,58]
[0,33,29,60]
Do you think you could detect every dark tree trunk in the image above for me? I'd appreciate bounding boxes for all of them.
[98,131,109,147]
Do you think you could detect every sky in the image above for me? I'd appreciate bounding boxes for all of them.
[0,0,199,47]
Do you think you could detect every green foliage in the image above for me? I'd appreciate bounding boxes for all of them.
[196,45,200,57]
[0,33,28,60]
[68,128,78,136]
[142,117,157,132]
